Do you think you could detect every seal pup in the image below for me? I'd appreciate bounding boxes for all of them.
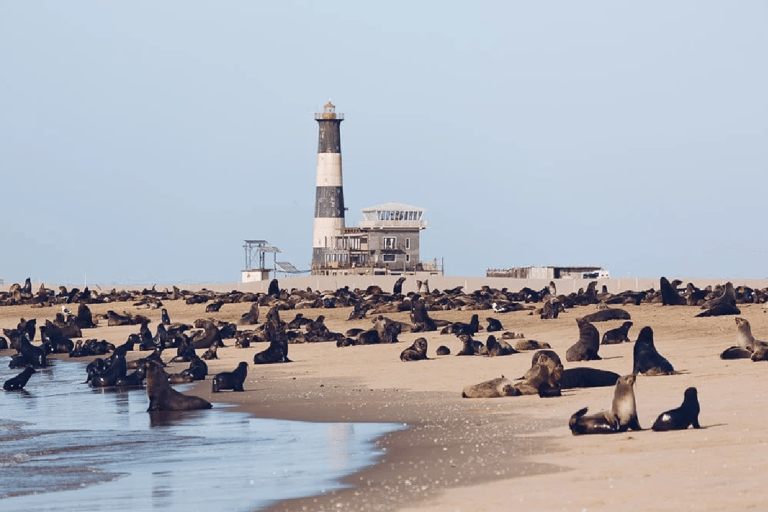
[144,361,212,411]
[4,366,36,391]
[211,362,248,392]
[566,318,601,362]
[392,277,406,295]
[569,374,641,435]
[601,321,633,344]
[436,345,451,355]
[400,338,428,361]
[456,334,487,356]
[633,326,675,375]
[652,387,701,431]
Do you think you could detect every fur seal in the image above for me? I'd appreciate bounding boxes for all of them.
[515,353,563,397]
[652,387,701,431]
[456,334,487,356]
[393,277,406,294]
[696,282,740,317]
[579,308,631,323]
[601,321,633,344]
[144,361,212,411]
[238,302,260,326]
[486,317,504,332]
[633,326,675,375]
[560,368,620,389]
[565,318,601,362]
[4,366,36,391]
[17,333,47,368]
[462,375,516,398]
[253,317,291,364]
[568,374,641,435]
[90,354,128,388]
[211,362,248,392]
[721,317,768,361]
[400,338,428,361]
[436,345,451,355]
[485,335,518,356]
[512,339,551,351]
[660,277,687,306]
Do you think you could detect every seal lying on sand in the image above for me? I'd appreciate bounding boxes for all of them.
[560,368,619,389]
[569,374,641,435]
[463,352,563,398]
[145,361,212,411]
[696,282,740,317]
[579,308,631,323]
[652,387,701,431]
[486,335,518,356]
[633,326,675,375]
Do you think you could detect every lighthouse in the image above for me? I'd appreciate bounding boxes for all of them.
[312,101,345,268]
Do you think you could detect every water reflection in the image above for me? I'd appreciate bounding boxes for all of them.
[1,355,403,511]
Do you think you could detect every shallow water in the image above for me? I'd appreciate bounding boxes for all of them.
[0,357,402,511]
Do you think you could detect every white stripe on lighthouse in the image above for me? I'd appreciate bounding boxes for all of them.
[315,153,343,187]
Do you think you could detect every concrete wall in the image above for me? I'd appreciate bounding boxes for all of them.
[4,276,768,296]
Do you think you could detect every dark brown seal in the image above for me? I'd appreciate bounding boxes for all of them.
[565,318,601,362]
[4,366,36,391]
[400,338,428,361]
[633,326,675,375]
[144,361,212,411]
[652,387,701,431]
[601,321,633,344]
[211,362,248,392]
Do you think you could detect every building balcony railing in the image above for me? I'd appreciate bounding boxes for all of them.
[314,113,344,120]
[358,219,428,230]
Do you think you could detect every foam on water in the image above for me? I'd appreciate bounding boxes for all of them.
[0,357,402,511]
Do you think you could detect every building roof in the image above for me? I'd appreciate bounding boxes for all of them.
[362,202,424,213]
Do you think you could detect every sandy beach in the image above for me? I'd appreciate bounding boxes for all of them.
[2,278,767,511]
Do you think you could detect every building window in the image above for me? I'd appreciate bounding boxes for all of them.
[405,238,410,250]
[383,254,396,262]
[406,254,410,262]
[383,237,396,250]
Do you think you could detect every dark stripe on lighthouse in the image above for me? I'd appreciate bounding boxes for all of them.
[314,186,345,217]
[317,119,342,153]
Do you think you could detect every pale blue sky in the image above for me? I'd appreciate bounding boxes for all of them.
[1,1,766,285]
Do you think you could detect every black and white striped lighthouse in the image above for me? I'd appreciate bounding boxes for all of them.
[312,101,345,267]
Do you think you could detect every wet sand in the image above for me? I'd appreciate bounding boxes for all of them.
[3,280,768,511]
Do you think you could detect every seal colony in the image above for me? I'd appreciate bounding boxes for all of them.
[2,275,768,511]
